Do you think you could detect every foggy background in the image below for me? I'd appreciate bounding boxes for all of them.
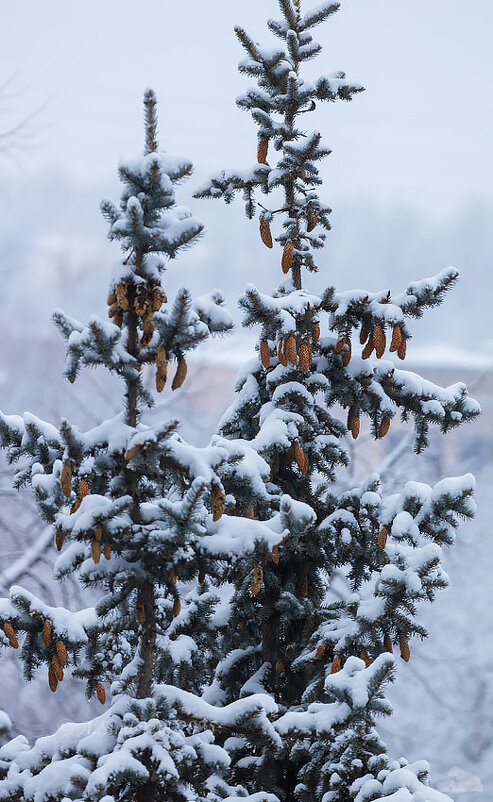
[0,1,492,798]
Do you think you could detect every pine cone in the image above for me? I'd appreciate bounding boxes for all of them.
[156,371,167,393]
[378,416,391,439]
[360,648,371,667]
[389,324,402,352]
[285,335,297,366]
[136,601,146,625]
[335,336,345,353]
[271,546,280,565]
[384,634,393,653]
[312,321,320,343]
[347,404,358,432]
[152,287,167,311]
[96,682,106,705]
[299,342,312,373]
[198,571,206,585]
[173,598,181,617]
[3,622,18,649]
[115,281,129,312]
[331,655,342,674]
[378,526,388,550]
[79,478,89,499]
[281,240,294,273]
[361,337,374,359]
[260,340,270,370]
[251,565,263,595]
[51,654,63,682]
[167,567,178,584]
[48,664,58,693]
[341,338,352,368]
[270,451,281,480]
[307,209,319,232]
[373,325,386,358]
[351,415,360,440]
[315,643,326,660]
[55,528,64,552]
[60,462,72,497]
[397,338,407,360]
[107,290,116,307]
[294,443,306,472]
[359,322,370,345]
[257,139,268,164]
[171,357,187,391]
[91,540,101,564]
[245,505,255,519]
[94,523,103,541]
[278,340,288,367]
[42,620,52,647]
[259,217,273,248]
[276,658,285,675]
[399,636,410,662]
[103,543,112,560]
[212,486,226,522]
[56,640,68,667]
[70,499,81,515]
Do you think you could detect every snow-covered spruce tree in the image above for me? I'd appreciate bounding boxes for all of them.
[0,91,285,802]
[196,2,480,800]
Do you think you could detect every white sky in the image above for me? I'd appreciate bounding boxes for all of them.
[1,0,492,216]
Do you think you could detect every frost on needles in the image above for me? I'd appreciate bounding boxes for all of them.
[0,91,284,802]
[196,1,480,802]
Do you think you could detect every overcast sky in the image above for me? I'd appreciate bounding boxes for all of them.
[1,0,492,217]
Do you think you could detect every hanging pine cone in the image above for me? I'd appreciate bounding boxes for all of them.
[94,523,103,542]
[399,636,410,662]
[151,286,167,311]
[312,321,320,343]
[331,655,341,674]
[361,337,374,360]
[56,640,68,667]
[91,540,101,564]
[351,415,360,440]
[115,281,129,311]
[51,654,63,682]
[384,634,393,653]
[60,461,72,497]
[79,478,89,499]
[251,564,263,595]
[167,567,178,584]
[341,338,352,368]
[373,325,386,358]
[212,486,226,522]
[70,499,81,515]
[281,240,294,273]
[107,290,116,307]
[397,338,407,360]
[347,404,358,432]
[55,528,64,552]
[260,340,270,370]
[389,324,402,352]
[278,340,288,367]
[245,505,255,519]
[299,342,312,373]
[259,216,273,248]
[315,643,326,660]
[294,443,306,473]
[378,526,388,550]
[378,416,391,438]
[3,622,18,649]
[257,139,268,164]
[103,543,112,561]
[285,335,297,366]
[360,648,371,667]
[48,664,58,693]
[173,598,181,617]
[359,322,370,345]
[171,357,187,391]
[96,683,106,705]
[307,208,319,232]
[271,546,280,565]
[42,620,52,647]
[155,344,167,392]
[335,336,345,353]
[198,570,206,585]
